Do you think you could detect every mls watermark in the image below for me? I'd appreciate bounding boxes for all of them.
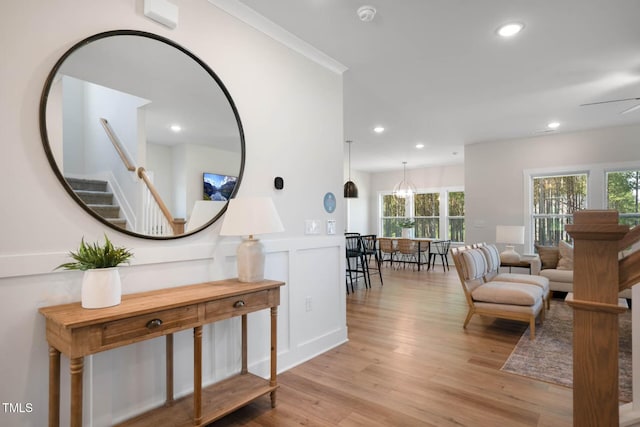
[2,402,33,414]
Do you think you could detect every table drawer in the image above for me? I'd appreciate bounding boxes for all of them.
[102,305,198,345]
[205,290,271,319]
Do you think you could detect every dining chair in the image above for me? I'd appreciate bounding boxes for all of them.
[378,237,397,268]
[345,234,369,293]
[361,234,383,286]
[429,240,451,272]
[397,238,419,270]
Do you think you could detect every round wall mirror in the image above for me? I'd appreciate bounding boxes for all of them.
[40,30,245,239]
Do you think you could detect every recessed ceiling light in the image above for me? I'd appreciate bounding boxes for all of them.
[373,126,385,133]
[497,22,524,37]
[170,124,182,132]
[415,143,425,149]
[547,121,560,129]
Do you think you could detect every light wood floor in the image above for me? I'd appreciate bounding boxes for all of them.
[211,265,573,426]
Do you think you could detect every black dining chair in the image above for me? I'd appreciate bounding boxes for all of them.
[345,234,369,293]
[429,240,451,272]
[361,234,383,286]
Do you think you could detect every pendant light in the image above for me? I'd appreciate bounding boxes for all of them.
[344,140,358,198]
[393,161,417,198]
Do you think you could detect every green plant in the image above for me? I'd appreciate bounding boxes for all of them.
[56,235,133,271]
[398,219,415,228]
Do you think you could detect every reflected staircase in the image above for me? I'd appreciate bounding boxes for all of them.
[66,177,127,229]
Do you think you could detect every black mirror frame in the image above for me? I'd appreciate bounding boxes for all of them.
[39,29,245,240]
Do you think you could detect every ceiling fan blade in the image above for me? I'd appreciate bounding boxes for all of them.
[621,103,640,114]
[580,97,640,107]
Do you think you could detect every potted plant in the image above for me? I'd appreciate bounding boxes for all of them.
[57,234,133,309]
[398,219,415,238]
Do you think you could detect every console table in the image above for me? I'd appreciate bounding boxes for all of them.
[39,278,284,427]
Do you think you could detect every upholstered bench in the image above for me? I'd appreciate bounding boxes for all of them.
[452,246,545,339]
[476,243,551,310]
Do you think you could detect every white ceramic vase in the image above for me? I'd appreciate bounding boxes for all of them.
[81,267,121,309]
[401,228,413,239]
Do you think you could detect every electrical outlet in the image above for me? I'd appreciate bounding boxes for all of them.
[305,296,312,312]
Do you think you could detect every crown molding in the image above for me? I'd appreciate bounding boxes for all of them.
[207,0,348,75]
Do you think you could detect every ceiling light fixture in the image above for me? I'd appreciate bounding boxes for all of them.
[357,5,376,22]
[373,126,385,133]
[497,22,524,37]
[344,140,358,198]
[170,124,182,132]
[547,121,560,129]
[415,143,425,149]
[393,162,417,199]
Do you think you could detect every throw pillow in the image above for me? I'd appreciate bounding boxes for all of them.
[557,240,574,270]
[535,245,559,269]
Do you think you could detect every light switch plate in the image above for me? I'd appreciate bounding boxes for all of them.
[326,219,336,235]
[305,220,321,235]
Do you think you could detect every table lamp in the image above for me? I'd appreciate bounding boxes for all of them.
[220,197,284,282]
[496,225,525,263]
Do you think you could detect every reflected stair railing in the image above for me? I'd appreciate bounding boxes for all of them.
[99,118,184,236]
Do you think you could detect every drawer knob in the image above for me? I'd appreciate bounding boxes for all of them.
[233,300,246,308]
[146,319,163,329]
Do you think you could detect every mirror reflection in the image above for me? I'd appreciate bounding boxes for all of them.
[41,30,244,239]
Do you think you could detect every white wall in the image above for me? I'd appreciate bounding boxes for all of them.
[464,123,640,253]
[0,1,346,425]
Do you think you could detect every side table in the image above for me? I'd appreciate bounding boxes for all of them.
[500,255,539,274]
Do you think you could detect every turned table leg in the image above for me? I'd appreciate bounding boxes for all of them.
[270,306,278,408]
[193,326,202,425]
[48,347,60,427]
[70,357,84,427]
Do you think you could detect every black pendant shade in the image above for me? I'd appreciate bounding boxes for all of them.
[344,140,358,198]
[344,180,359,198]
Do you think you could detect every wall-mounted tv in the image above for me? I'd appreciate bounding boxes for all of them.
[203,172,237,201]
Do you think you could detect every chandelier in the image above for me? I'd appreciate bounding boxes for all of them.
[392,161,416,198]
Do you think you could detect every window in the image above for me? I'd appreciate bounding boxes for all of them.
[607,170,640,227]
[379,188,464,241]
[380,194,407,237]
[414,193,439,238]
[532,174,587,246]
[448,191,465,243]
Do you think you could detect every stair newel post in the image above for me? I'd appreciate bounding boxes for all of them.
[565,210,629,427]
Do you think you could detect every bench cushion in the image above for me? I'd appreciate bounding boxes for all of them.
[471,281,542,306]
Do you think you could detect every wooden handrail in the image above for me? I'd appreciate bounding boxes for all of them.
[619,224,640,251]
[99,118,136,172]
[137,167,182,235]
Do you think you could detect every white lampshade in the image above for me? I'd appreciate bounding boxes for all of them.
[220,197,284,237]
[496,225,525,263]
[220,197,284,283]
[496,225,525,245]
[185,200,226,232]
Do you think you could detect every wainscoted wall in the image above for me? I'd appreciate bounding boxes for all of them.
[0,0,346,425]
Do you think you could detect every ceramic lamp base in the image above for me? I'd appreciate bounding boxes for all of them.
[499,245,521,263]
[236,237,265,283]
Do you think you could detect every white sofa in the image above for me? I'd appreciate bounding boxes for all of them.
[535,243,632,299]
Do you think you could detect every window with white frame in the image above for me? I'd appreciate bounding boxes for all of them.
[379,188,465,242]
[607,170,640,227]
[448,191,465,243]
[531,174,587,246]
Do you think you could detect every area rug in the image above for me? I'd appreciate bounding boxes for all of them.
[501,300,632,402]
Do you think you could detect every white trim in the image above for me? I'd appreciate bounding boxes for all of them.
[207,0,348,75]
[0,235,344,279]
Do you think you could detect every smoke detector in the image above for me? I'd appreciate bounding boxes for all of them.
[357,5,376,22]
